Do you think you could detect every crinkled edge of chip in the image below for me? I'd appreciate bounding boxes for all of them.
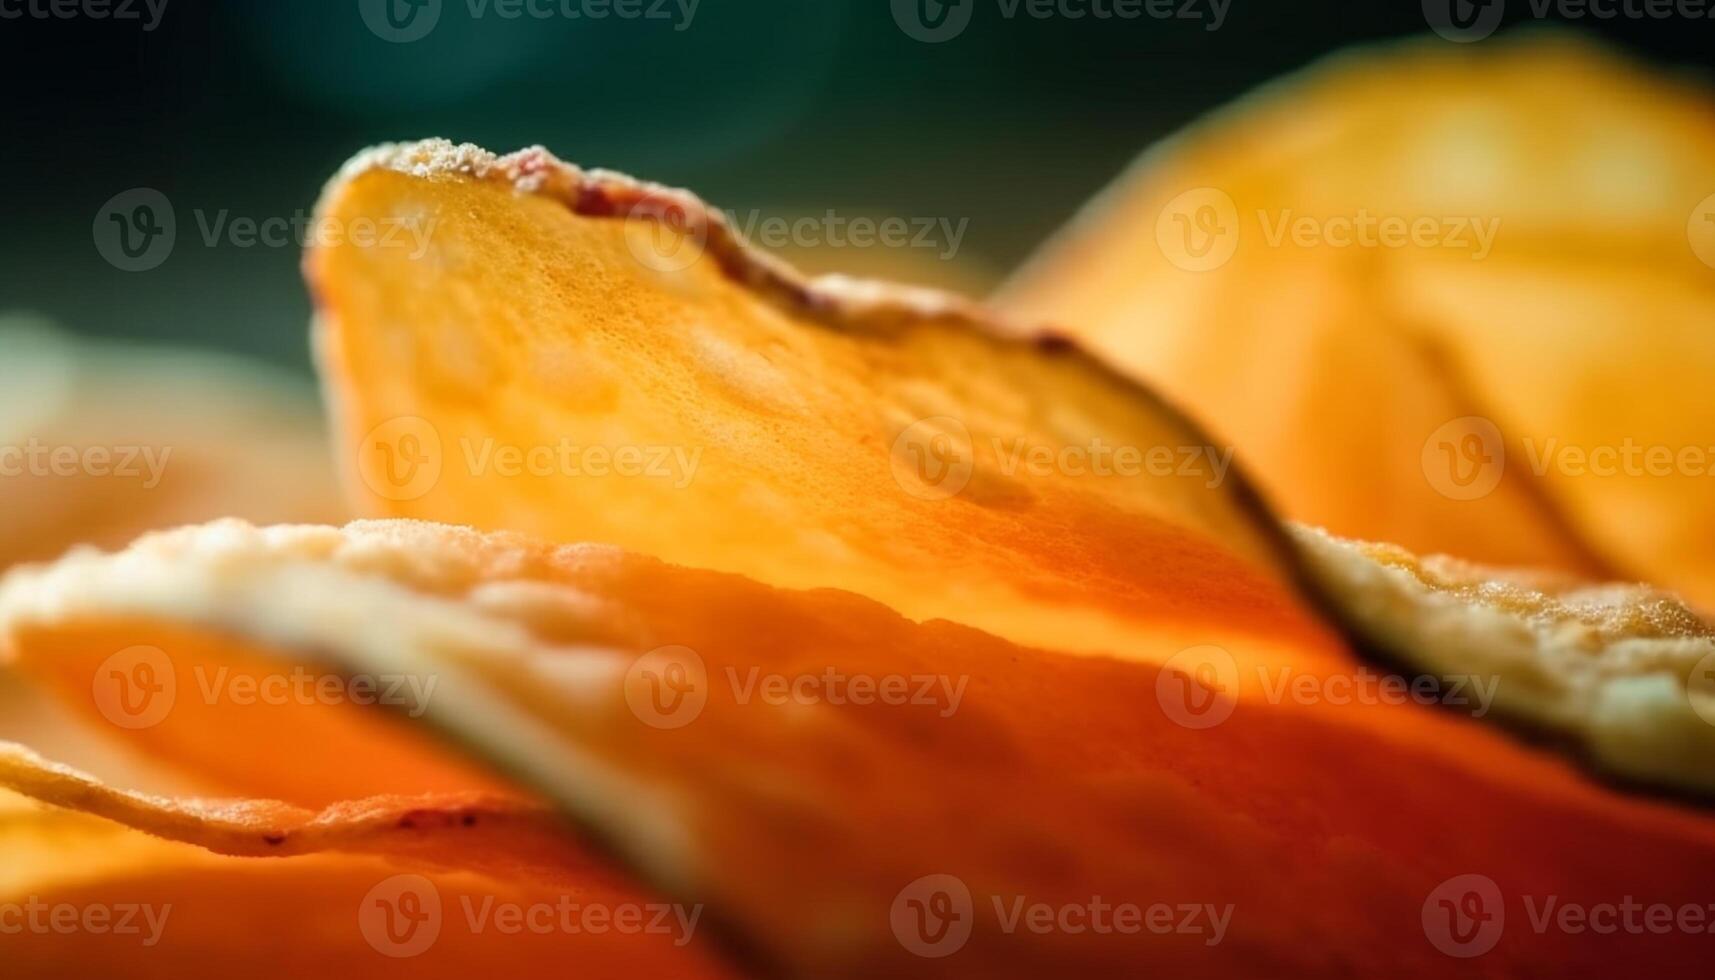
[1291,524,1715,796]
[0,740,564,862]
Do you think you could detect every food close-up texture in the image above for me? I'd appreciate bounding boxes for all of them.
[3,9,1714,979]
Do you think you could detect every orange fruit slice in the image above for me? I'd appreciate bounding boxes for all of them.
[306,139,1342,674]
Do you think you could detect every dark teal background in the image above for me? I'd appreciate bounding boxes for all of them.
[2,0,1709,373]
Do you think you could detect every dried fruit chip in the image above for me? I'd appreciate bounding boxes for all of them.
[1001,36,1715,605]
[5,519,1715,976]
[301,137,1715,796]
[306,139,1343,672]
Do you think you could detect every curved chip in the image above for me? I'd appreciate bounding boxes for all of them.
[1001,35,1715,605]
[5,519,1715,976]
[305,138,1345,672]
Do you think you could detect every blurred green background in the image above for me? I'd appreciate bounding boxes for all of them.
[2,0,1709,374]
